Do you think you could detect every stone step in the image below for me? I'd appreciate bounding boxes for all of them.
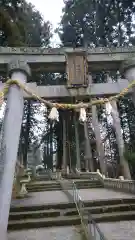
[27,187,62,192]
[9,203,135,221]
[65,175,92,179]
[27,179,101,186]
[77,184,103,188]
[27,183,103,189]
[27,184,102,192]
[27,182,101,187]
[27,183,102,188]
[93,210,135,223]
[8,205,135,230]
[27,183,61,188]
[10,198,135,212]
[72,180,101,184]
[26,180,102,192]
[8,215,82,230]
[76,182,102,186]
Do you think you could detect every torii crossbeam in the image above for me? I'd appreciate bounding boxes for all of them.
[0,46,135,72]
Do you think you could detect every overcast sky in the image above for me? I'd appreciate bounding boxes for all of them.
[27,0,64,46]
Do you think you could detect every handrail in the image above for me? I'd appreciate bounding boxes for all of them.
[61,170,135,240]
[72,181,89,240]
[59,178,107,239]
[72,181,107,240]
[88,213,107,240]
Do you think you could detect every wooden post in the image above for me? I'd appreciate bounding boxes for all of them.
[84,121,94,171]
[0,60,30,239]
[62,114,67,173]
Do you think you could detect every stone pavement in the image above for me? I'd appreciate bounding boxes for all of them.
[79,188,135,201]
[11,188,135,208]
[11,190,69,207]
[98,221,135,240]
[8,226,82,240]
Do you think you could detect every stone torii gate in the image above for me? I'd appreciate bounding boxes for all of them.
[0,46,135,238]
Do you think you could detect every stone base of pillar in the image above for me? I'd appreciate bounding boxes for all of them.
[67,166,70,175]
[56,171,62,180]
[19,181,28,197]
[84,155,94,172]
[61,169,67,178]
[61,165,67,175]
[119,175,124,180]
[31,167,37,179]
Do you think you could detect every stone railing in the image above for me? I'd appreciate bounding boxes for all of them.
[62,168,99,180]
[50,171,63,180]
[36,169,52,180]
[12,166,31,199]
[28,169,64,181]
[76,169,135,194]
[75,168,100,180]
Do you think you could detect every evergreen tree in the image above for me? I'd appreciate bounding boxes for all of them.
[0,0,52,166]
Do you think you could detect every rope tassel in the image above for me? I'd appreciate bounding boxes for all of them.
[79,108,86,122]
[48,107,59,121]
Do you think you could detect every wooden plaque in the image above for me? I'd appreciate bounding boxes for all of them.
[66,52,88,86]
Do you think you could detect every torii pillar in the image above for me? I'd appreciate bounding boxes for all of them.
[106,74,131,179]
[0,60,31,239]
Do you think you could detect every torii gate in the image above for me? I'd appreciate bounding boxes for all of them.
[0,46,135,238]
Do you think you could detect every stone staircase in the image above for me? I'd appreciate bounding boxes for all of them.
[26,179,102,192]
[8,196,135,231]
[27,181,62,192]
[8,174,135,240]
